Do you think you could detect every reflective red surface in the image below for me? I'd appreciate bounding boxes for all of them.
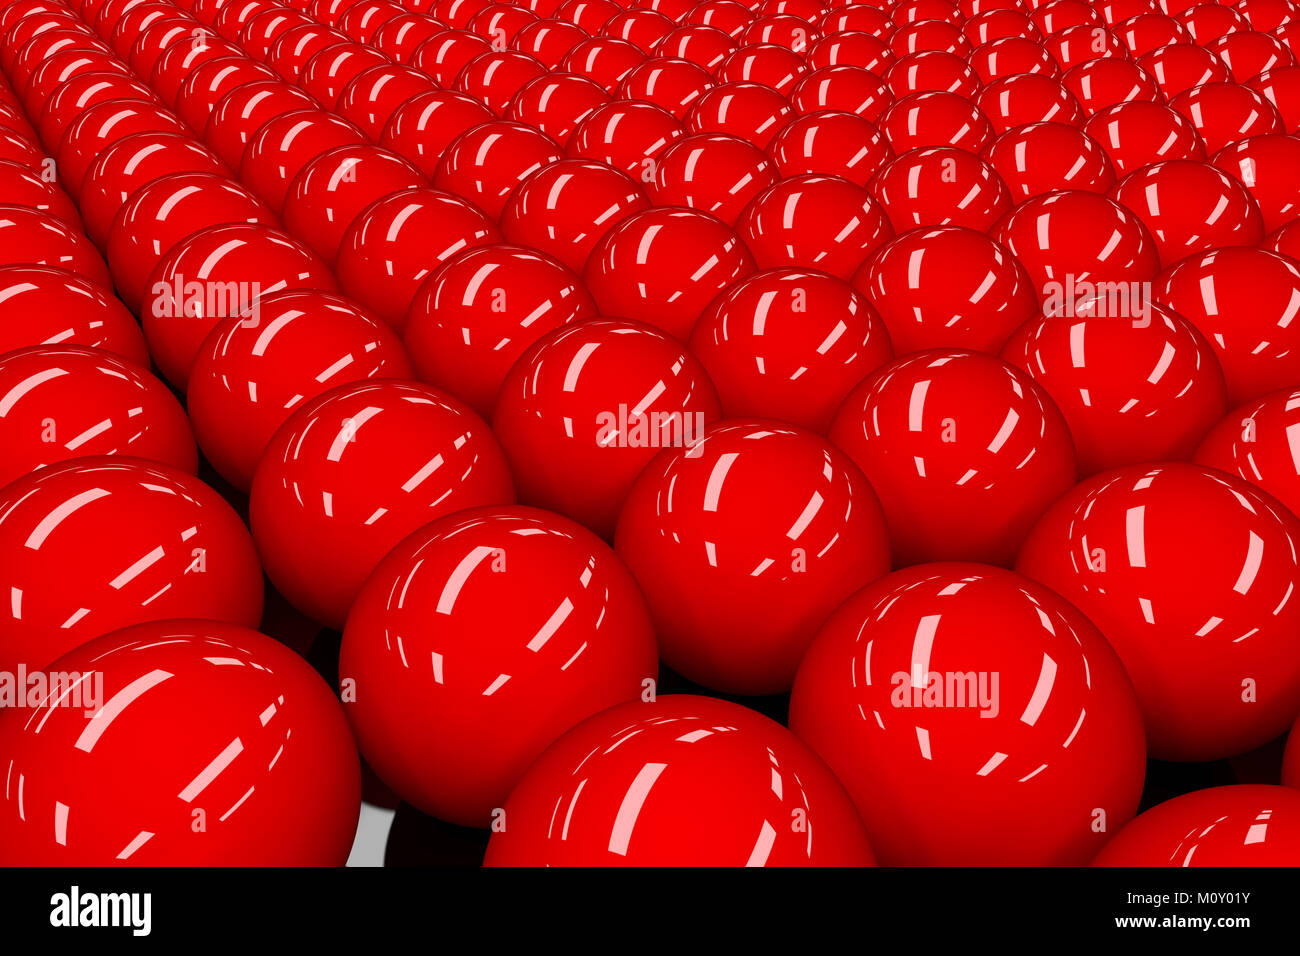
[790,563,1146,865]
[494,317,722,538]
[829,350,1077,566]
[0,620,359,865]
[0,457,263,674]
[251,379,515,629]
[615,419,892,695]
[485,695,876,865]
[340,505,658,826]
[1018,463,1300,761]
[1093,786,1300,865]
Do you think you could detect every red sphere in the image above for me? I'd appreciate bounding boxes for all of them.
[1248,65,1300,131]
[79,131,228,248]
[789,563,1146,865]
[282,144,427,266]
[106,172,277,313]
[506,72,611,147]
[566,99,686,179]
[584,207,756,341]
[239,110,369,213]
[54,99,188,202]
[380,91,496,180]
[853,226,1037,355]
[1081,100,1208,176]
[647,132,779,225]
[0,206,111,291]
[788,65,894,121]
[455,49,548,114]
[404,243,596,418]
[0,457,263,674]
[0,619,359,865]
[1002,300,1228,475]
[499,159,648,273]
[1168,80,1286,153]
[1211,133,1300,231]
[689,269,893,433]
[879,90,996,154]
[142,223,339,390]
[434,119,564,219]
[991,190,1161,301]
[1018,463,1300,761]
[870,146,1012,231]
[334,64,437,141]
[485,695,876,866]
[204,80,318,171]
[618,56,716,118]
[250,379,515,629]
[186,290,413,491]
[493,318,721,538]
[1109,159,1265,267]
[1062,57,1163,113]
[300,42,390,110]
[830,350,1077,566]
[0,264,148,366]
[765,110,893,187]
[975,73,1086,133]
[0,159,81,228]
[339,505,658,826]
[336,187,501,330]
[1093,786,1300,865]
[685,80,794,149]
[738,174,893,278]
[0,345,196,491]
[987,121,1117,200]
[1196,387,1300,521]
[1154,247,1300,406]
[615,419,892,695]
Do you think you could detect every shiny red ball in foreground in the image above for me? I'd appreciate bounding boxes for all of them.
[1093,786,1300,866]
[829,350,1077,567]
[0,620,359,865]
[340,506,658,827]
[790,563,1147,865]
[1017,463,1300,761]
[615,419,891,695]
[251,379,515,630]
[485,695,876,866]
[0,457,263,676]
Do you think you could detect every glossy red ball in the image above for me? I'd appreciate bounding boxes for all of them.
[1018,463,1300,761]
[0,619,359,865]
[340,505,658,826]
[615,419,892,695]
[584,207,756,341]
[789,562,1146,865]
[186,289,413,491]
[494,318,720,541]
[852,225,1037,355]
[485,695,876,865]
[0,457,263,674]
[250,379,515,629]
[336,187,501,330]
